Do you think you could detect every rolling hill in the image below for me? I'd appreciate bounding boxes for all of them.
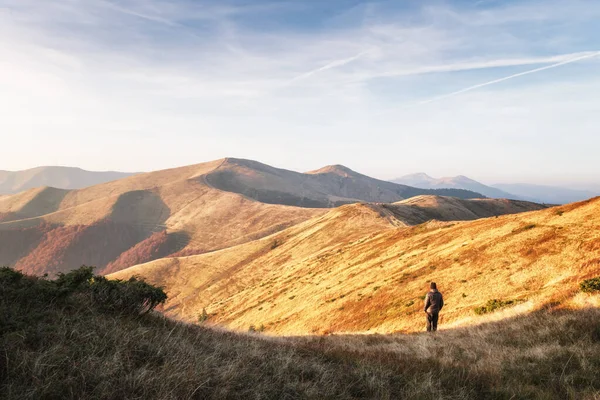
[0,158,484,277]
[108,195,577,335]
[0,166,135,194]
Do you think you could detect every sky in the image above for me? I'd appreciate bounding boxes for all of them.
[0,0,599,187]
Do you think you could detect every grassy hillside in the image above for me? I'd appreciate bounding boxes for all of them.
[1,267,600,399]
[111,197,600,335]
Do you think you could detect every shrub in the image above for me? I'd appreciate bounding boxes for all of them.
[89,275,167,315]
[54,265,95,294]
[0,266,167,317]
[198,308,209,323]
[580,277,600,293]
[474,299,522,315]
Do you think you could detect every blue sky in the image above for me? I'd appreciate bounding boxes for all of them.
[1,0,599,186]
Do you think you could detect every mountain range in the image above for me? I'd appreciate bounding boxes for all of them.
[0,158,485,277]
[392,173,599,204]
[2,157,599,336]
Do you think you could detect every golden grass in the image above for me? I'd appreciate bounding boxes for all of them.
[112,197,600,335]
[3,271,600,399]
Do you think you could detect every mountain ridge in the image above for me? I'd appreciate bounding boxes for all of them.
[0,158,488,277]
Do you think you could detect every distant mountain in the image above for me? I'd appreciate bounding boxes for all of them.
[492,183,598,205]
[207,159,484,208]
[392,173,519,200]
[0,166,136,194]
[0,158,484,277]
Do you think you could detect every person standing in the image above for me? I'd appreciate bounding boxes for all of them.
[424,282,444,332]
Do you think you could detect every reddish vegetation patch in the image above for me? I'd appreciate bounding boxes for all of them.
[14,220,151,276]
[519,229,561,259]
[581,238,600,252]
[103,231,190,274]
[0,222,55,266]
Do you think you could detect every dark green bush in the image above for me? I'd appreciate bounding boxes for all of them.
[0,266,166,317]
[474,299,522,315]
[580,277,600,293]
[88,275,167,315]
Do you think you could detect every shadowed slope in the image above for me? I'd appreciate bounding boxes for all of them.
[377,196,548,226]
[0,187,69,222]
[110,196,574,335]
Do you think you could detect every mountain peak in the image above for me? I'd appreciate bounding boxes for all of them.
[306,164,358,177]
[402,172,435,180]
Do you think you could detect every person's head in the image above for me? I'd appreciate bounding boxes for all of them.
[430,282,437,290]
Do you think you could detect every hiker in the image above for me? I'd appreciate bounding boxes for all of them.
[424,282,444,332]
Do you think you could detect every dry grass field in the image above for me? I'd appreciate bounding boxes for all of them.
[2,266,600,399]
[111,196,600,335]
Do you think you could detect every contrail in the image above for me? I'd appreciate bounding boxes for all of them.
[287,51,370,84]
[419,51,600,105]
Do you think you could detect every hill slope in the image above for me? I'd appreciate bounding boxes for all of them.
[0,166,135,194]
[109,196,576,335]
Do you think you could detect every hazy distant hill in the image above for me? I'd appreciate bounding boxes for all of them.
[392,173,519,199]
[492,183,598,205]
[0,166,135,194]
[392,173,599,204]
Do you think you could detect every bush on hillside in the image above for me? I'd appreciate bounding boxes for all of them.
[580,277,600,293]
[0,266,167,318]
[474,299,522,315]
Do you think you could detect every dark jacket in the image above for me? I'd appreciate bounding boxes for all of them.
[424,289,444,314]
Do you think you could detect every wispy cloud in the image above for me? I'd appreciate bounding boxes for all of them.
[287,50,372,84]
[0,0,599,184]
[418,51,600,105]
